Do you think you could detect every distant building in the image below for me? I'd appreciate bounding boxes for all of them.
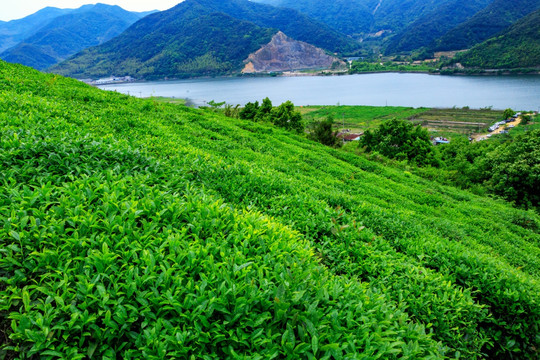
[337,131,363,142]
[93,76,134,85]
[346,57,363,63]
[432,137,450,145]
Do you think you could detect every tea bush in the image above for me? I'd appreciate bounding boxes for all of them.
[1,61,539,359]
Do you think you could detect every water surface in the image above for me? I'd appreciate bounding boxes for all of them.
[99,73,540,110]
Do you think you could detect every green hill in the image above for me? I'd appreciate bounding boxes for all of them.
[0,4,149,71]
[452,9,540,68]
[385,0,492,53]
[0,7,72,53]
[252,0,377,36]
[254,0,485,43]
[51,0,355,80]
[2,61,540,359]
[432,0,540,51]
[185,0,357,54]
[254,0,540,57]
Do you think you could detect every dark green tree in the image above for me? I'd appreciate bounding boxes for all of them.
[520,114,531,125]
[255,97,273,122]
[224,104,241,118]
[482,129,540,209]
[502,108,514,119]
[359,118,437,166]
[207,100,226,112]
[271,101,304,133]
[309,115,342,148]
[239,101,259,120]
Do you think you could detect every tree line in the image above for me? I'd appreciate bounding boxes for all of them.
[210,99,539,210]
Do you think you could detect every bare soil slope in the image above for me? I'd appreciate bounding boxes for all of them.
[242,31,343,73]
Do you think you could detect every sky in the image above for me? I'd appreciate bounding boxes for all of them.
[0,0,183,21]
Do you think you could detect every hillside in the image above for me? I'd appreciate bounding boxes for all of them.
[453,9,540,68]
[371,0,457,36]
[432,0,540,51]
[51,0,354,80]
[0,7,72,53]
[2,61,540,359]
[253,0,482,43]
[185,0,357,54]
[0,4,149,71]
[385,0,493,53]
[253,0,540,56]
[252,0,377,36]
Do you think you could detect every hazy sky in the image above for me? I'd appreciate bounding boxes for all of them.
[0,1,183,21]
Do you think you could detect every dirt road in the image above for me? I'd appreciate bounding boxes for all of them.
[471,116,523,141]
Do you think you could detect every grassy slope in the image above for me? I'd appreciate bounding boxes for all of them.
[1,61,539,359]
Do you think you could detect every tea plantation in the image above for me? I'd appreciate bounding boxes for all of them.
[1,61,539,359]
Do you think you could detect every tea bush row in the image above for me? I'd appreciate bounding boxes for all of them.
[1,61,539,358]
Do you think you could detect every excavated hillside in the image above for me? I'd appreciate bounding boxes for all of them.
[242,31,343,73]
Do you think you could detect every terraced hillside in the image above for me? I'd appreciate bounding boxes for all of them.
[1,61,539,359]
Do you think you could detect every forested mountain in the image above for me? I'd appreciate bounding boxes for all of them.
[432,0,540,51]
[0,4,150,70]
[185,0,357,53]
[52,0,356,79]
[251,0,377,36]
[385,0,493,53]
[371,0,457,35]
[51,1,276,79]
[253,0,485,39]
[0,7,72,53]
[452,9,540,68]
[253,0,540,56]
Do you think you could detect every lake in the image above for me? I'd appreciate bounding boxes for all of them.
[98,73,540,110]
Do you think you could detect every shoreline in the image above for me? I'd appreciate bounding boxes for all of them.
[92,69,540,86]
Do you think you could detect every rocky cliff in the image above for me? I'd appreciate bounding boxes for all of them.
[242,31,343,73]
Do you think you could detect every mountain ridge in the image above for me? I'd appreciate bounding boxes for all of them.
[0,7,72,53]
[52,0,356,79]
[432,0,540,51]
[452,9,540,69]
[0,4,150,70]
[385,0,493,53]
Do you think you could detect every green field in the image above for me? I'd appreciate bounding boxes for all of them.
[348,61,438,74]
[300,105,427,132]
[1,61,539,359]
[149,96,188,106]
[410,108,505,134]
[301,106,505,139]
